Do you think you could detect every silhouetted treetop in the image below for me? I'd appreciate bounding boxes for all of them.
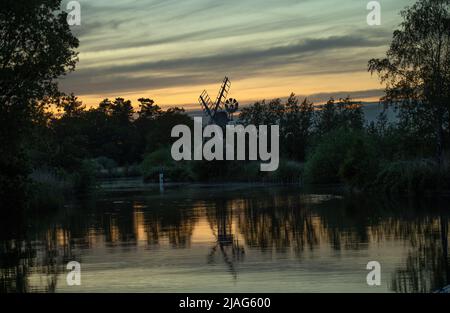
[368,0,450,165]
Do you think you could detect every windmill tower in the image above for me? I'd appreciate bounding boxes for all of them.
[199,77,239,127]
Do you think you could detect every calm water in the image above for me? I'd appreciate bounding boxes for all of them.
[1,181,449,293]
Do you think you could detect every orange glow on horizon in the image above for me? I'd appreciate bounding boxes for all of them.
[73,71,383,111]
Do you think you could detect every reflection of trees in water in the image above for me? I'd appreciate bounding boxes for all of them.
[206,199,245,279]
[80,199,198,248]
[142,209,197,248]
[0,198,199,292]
[0,226,74,292]
[237,196,319,255]
[236,194,405,255]
[0,240,36,292]
[350,198,450,292]
[236,193,450,292]
[391,215,449,293]
[1,190,450,292]
[103,194,449,292]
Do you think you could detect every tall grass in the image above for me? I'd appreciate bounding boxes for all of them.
[374,159,450,194]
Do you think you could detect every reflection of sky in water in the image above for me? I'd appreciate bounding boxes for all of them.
[1,184,449,293]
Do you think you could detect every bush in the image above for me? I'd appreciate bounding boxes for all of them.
[339,136,378,188]
[304,129,379,188]
[374,159,446,194]
[239,162,261,182]
[70,159,97,193]
[93,156,117,173]
[141,147,194,182]
[190,160,230,182]
[28,161,96,208]
[271,159,303,183]
[28,168,73,210]
[191,159,302,183]
[30,167,73,194]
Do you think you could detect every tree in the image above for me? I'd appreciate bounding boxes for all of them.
[0,0,79,201]
[368,0,450,166]
[335,97,364,130]
[283,93,314,160]
[0,1,78,100]
[137,98,162,119]
[57,93,85,117]
[315,97,364,135]
[239,99,284,126]
[110,98,134,122]
[98,97,133,120]
[144,107,193,154]
[90,98,138,164]
[315,98,337,135]
[51,95,89,170]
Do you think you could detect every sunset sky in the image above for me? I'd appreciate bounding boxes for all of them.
[59,0,414,109]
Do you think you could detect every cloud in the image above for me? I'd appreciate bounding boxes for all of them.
[58,0,414,104]
[61,34,385,94]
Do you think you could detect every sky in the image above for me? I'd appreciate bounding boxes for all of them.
[59,0,415,109]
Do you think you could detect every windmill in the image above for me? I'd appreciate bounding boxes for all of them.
[199,77,239,127]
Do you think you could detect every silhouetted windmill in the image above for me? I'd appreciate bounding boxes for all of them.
[199,77,239,127]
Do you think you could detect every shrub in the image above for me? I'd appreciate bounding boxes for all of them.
[374,159,445,194]
[30,167,73,193]
[339,136,378,188]
[272,159,303,183]
[93,156,117,173]
[141,147,194,182]
[71,159,97,193]
[304,129,379,188]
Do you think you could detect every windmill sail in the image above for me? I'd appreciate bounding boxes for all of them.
[198,76,234,127]
[199,90,214,118]
[214,77,230,112]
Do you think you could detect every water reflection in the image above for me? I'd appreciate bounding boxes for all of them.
[0,185,449,293]
[391,215,449,293]
[207,199,245,280]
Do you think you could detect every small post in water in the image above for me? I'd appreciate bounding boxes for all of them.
[159,167,164,192]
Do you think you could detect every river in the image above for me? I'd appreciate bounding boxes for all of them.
[1,180,449,293]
